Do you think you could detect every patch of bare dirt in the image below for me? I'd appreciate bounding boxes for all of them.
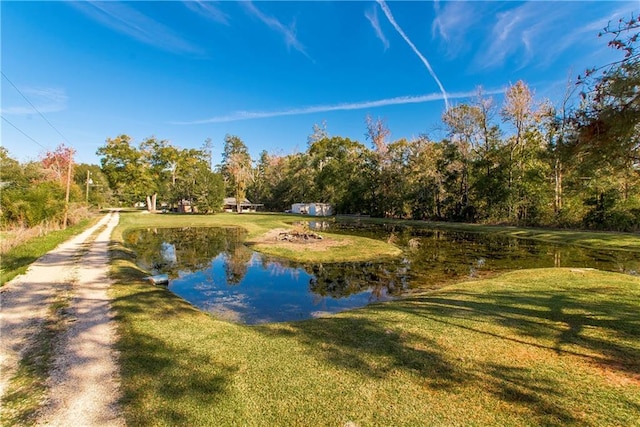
[250,228,347,251]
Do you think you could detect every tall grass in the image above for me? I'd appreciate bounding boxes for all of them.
[0,217,96,286]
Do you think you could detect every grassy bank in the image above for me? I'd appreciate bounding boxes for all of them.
[110,213,640,425]
[115,212,402,263]
[0,218,97,286]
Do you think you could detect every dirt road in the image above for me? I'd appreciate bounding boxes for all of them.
[0,211,125,426]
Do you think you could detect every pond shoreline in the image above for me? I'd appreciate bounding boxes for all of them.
[117,213,640,325]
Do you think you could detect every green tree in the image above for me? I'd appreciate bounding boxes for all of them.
[571,13,640,230]
[308,136,368,213]
[97,135,183,210]
[170,148,224,213]
[499,80,557,224]
[139,136,179,211]
[97,135,147,206]
[406,137,445,220]
[377,138,412,218]
[365,115,393,217]
[0,147,24,188]
[575,14,639,168]
[247,150,270,206]
[469,90,506,221]
[442,103,483,219]
[0,149,74,228]
[271,153,315,211]
[501,81,534,219]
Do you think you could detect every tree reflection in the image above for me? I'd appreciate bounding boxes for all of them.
[224,245,253,285]
[307,261,408,299]
[123,227,249,278]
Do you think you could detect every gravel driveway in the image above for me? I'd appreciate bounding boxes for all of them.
[1,211,125,426]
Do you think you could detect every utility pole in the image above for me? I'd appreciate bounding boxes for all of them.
[86,170,91,203]
[63,159,72,229]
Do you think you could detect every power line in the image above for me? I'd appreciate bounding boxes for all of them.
[1,115,48,150]
[1,71,72,146]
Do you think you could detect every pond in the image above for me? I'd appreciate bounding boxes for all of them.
[123,223,640,324]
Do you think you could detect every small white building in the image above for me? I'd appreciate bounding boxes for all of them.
[291,203,333,216]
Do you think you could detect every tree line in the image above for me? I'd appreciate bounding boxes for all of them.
[0,145,109,229]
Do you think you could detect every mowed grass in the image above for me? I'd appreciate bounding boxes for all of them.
[110,212,640,425]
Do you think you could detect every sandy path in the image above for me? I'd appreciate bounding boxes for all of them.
[0,211,124,426]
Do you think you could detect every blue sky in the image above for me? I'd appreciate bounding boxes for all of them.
[2,1,638,166]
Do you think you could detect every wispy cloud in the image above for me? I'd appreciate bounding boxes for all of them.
[475,2,639,71]
[431,1,488,58]
[376,0,449,110]
[432,1,470,42]
[555,4,640,63]
[171,89,503,125]
[481,3,542,70]
[183,0,228,25]
[242,1,311,59]
[70,1,204,56]
[1,87,68,115]
[365,5,389,51]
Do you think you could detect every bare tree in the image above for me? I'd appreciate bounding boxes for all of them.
[365,114,390,157]
[307,121,329,146]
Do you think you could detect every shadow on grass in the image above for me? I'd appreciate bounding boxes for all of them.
[112,282,237,425]
[262,315,467,387]
[117,328,236,425]
[259,277,640,424]
[261,311,578,423]
[1,254,39,271]
[394,288,640,378]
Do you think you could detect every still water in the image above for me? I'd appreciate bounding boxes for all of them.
[123,224,640,324]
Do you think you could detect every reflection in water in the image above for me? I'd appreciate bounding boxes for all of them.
[123,225,640,324]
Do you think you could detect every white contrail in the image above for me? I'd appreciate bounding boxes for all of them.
[171,89,502,125]
[377,0,450,110]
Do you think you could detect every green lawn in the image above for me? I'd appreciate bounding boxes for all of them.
[111,212,640,425]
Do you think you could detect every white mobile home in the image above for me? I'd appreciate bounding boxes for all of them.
[291,203,333,216]
[308,203,333,216]
[291,203,309,214]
